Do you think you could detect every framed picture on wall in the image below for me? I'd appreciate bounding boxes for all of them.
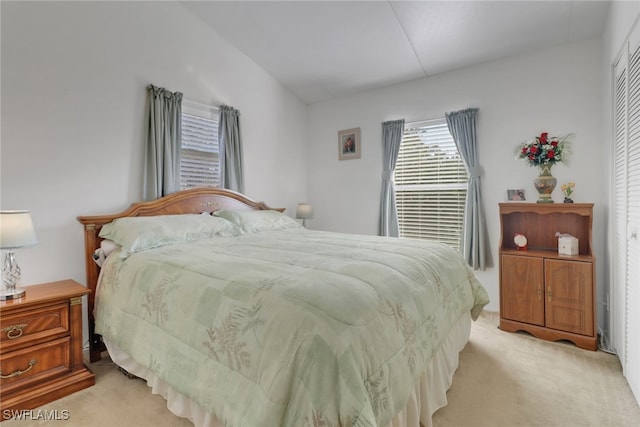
[338,127,361,160]
[507,189,526,201]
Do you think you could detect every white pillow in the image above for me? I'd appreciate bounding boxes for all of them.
[100,239,120,257]
[92,239,120,267]
[213,209,301,233]
[99,214,241,256]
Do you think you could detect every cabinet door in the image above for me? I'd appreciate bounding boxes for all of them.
[501,255,544,326]
[544,259,593,336]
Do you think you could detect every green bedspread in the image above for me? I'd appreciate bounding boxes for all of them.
[95,229,488,427]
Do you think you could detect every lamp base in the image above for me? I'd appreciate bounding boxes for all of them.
[0,287,26,301]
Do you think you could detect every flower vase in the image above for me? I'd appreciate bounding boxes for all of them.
[533,164,556,203]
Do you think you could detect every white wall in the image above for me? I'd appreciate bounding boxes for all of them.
[0,1,308,288]
[307,38,605,320]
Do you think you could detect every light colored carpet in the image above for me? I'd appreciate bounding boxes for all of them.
[3,311,639,426]
[432,312,640,427]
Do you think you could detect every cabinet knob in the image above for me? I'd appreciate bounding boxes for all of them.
[2,324,27,340]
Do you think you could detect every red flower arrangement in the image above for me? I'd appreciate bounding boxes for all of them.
[516,132,572,167]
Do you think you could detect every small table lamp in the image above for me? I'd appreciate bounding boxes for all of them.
[0,211,38,300]
[295,203,313,228]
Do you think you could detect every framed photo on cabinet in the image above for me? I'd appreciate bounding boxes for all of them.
[338,127,361,160]
[507,189,526,201]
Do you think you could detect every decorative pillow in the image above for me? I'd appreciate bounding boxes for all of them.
[99,214,241,256]
[92,239,121,267]
[213,209,301,233]
[100,239,120,257]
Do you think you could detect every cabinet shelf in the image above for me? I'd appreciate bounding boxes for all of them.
[500,248,594,262]
[498,203,597,351]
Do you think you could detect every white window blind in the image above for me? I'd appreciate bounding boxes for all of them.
[394,119,468,250]
[180,111,220,189]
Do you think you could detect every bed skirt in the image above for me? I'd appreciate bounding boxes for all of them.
[103,312,471,427]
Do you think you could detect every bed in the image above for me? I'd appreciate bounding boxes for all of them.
[77,187,489,427]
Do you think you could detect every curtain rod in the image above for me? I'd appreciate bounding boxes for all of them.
[183,98,220,111]
[405,116,447,127]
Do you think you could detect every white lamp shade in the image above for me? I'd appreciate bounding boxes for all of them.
[0,211,38,249]
[295,203,313,220]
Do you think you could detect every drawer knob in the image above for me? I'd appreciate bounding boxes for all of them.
[2,324,27,340]
[0,359,37,379]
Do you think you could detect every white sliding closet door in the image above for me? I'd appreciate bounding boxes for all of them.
[627,21,640,403]
[613,19,640,403]
[613,46,627,370]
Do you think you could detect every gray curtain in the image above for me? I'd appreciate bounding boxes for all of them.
[219,105,244,193]
[379,119,405,237]
[143,84,183,201]
[445,108,492,270]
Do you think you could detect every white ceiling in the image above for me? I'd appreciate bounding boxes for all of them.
[182,1,610,104]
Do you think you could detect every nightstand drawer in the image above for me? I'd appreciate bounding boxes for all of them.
[0,337,71,394]
[0,303,69,352]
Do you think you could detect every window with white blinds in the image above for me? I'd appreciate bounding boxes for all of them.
[394,119,468,250]
[180,111,220,190]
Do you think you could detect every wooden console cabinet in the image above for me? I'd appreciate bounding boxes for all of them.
[0,280,95,418]
[499,203,597,350]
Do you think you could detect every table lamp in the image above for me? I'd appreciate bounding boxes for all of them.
[0,211,38,300]
[295,203,313,228]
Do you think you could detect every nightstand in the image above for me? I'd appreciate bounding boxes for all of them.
[0,279,95,418]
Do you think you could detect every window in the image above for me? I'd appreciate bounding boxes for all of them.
[394,119,468,250]
[180,103,220,190]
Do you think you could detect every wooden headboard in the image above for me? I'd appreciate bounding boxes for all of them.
[77,187,284,362]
